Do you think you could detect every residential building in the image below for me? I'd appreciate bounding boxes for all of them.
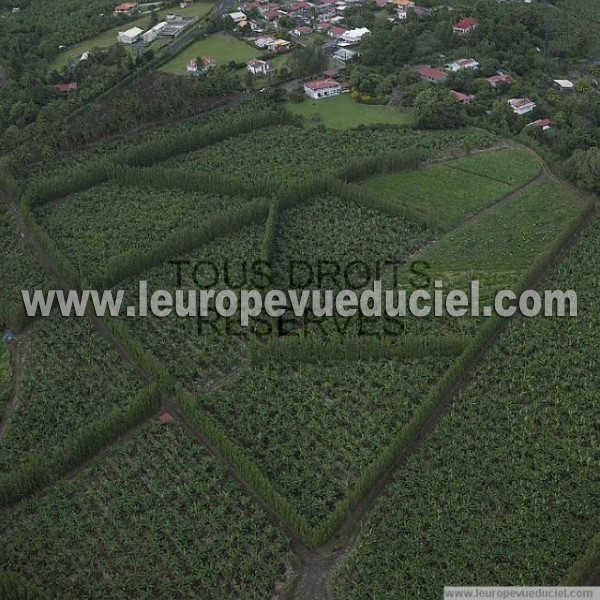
[453,17,479,35]
[304,78,342,99]
[142,22,167,44]
[446,58,479,72]
[247,58,272,75]
[54,82,78,93]
[292,25,313,36]
[114,2,138,16]
[488,74,515,88]
[451,90,473,103]
[416,66,448,82]
[228,11,247,22]
[328,25,347,38]
[527,118,552,131]
[553,79,574,92]
[341,27,371,43]
[267,38,292,52]
[508,97,536,115]
[187,56,217,73]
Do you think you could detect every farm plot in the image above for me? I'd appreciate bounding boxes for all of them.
[165,125,497,187]
[35,184,251,282]
[363,148,541,230]
[332,213,600,599]
[0,314,144,473]
[0,420,293,600]
[0,206,51,325]
[115,224,265,394]
[272,195,430,291]
[196,357,453,525]
[160,33,259,75]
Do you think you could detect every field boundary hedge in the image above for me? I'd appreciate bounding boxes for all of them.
[561,531,600,585]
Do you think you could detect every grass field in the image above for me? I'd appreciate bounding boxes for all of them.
[159,32,258,74]
[51,2,214,69]
[288,94,414,129]
[1,421,293,599]
[364,149,541,230]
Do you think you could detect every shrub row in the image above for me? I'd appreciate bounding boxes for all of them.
[176,385,316,544]
[250,334,467,364]
[0,381,163,506]
[95,199,270,289]
[337,149,422,183]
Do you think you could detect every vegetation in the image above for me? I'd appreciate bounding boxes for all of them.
[1,421,294,599]
[333,216,600,599]
[0,345,11,418]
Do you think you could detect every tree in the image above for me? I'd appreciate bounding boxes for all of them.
[564,147,600,193]
[413,88,464,129]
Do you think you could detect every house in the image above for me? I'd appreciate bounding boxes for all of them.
[265,8,285,20]
[187,56,217,73]
[304,78,342,99]
[267,38,292,52]
[508,97,536,115]
[328,25,347,38]
[54,82,78,93]
[292,25,313,36]
[316,21,331,31]
[247,58,272,75]
[255,35,276,48]
[451,90,473,103]
[142,22,167,43]
[416,66,448,83]
[228,11,247,22]
[114,2,138,16]
[291,0,313,11]
[488,74,515,88]
[553,79,574,92]
[117,27,144,44]
[446,58,479,72]
[333,47,357,64]
[180,0,193,7]
[394,0,414,7]
[527,118,552,131]
[341,27,370,43]
[453,17,479,35]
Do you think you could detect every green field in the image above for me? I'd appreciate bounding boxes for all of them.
[333,216,600,599]
[288,93,414,129]
[159,32,258,74]
[51,2,214,69]
[0,345,10,419]
[364,149,541,230]
[1,421,293,599]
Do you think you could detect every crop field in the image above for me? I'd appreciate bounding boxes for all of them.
[115,224,265,393]
[363,148,541,230]
[0,314,144,473]
[165,125,497,187]
[160,33,259,75]
[332,218,600,599]
[0,206,51,324]
[52,2,215,69]
[199,357,453,525]
[35,184,251,281]
[0,421,293,599]
[288,94,414,129]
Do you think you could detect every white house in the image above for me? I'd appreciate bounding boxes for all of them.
[247,59,271,75]
[142,22,167,43]
[304,78,342,99]
[333,48,357,64]
[340,27,370,43]
[117,27,144,44]
[228,11,247,22]
[553,79,574,92]
[254,35,276,48]
[446,58,479,72]
[187,56,217,73]
[508,97,536,115]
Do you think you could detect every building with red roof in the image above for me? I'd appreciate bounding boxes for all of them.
[328,25,347,38]
[304,78,342,99]
[451,90,474,103]
[527,118,552,131]
[416,66,448,82]
[488,74,515,89]
[453,17,479,35]
[54,82,78,93]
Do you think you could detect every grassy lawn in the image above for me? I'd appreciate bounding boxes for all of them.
[52,2,214,69]
[287,94,413,129]
[159,32,258,74]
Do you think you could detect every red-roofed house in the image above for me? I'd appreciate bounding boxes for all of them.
[328,25,347,38]
[304,78,342,99]
[293,25,313,36]
[54,82,78,93]
[291,0,313,11]
[416,66,448,83]
[527,118,552,131]
[114,2,138,16]
[316,21,331,31]
[453,17,479,35]
[488,74,515,89]
[247,58,272,75]
[451,90,474,103]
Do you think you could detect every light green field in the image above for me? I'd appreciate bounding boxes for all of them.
[159,32,259,73]
[288,94,413,129]
[52,2,214,69]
